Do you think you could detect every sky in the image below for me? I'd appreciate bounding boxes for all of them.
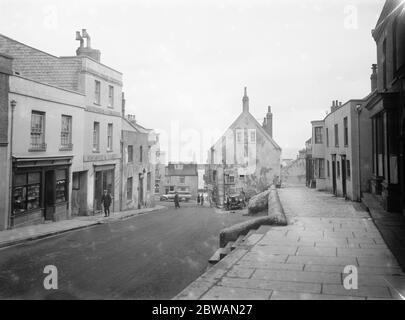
[0,0,386,162]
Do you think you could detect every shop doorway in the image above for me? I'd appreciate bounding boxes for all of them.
[94,168,115,213]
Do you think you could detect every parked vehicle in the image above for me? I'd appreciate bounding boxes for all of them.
[160,191,191,202]
[225,194,245,210]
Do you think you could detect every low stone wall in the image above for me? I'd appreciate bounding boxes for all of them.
[219,187,287,248]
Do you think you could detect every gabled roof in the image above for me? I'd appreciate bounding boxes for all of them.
[211,110,282,152]
[373,0,404,40]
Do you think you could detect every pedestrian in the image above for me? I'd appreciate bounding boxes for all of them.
[174,192,180,209]
[197,194,200,205]
[101,190,112,217]
[200,193,204,206]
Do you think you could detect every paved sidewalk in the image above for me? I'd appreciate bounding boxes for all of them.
[0,205,166,249]
[174,186,405,300]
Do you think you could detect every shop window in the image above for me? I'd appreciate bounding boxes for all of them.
[127,177,133,200]
[154,184,160,194]
[55,169,67,203]
[13,172,41,214]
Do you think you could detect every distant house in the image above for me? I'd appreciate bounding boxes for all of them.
[164,163,198,199]
[206,87,281,207]
[281,150,306,186]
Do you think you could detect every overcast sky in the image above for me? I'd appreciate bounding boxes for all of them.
[1,0,386,162]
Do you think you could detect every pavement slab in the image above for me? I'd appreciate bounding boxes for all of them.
[174,186,405,300]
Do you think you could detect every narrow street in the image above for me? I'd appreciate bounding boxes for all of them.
[0,203,250,300]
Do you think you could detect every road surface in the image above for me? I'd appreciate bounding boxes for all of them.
[0,203,250,299]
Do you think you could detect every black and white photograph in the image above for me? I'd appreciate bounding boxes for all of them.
[0,0,405,305]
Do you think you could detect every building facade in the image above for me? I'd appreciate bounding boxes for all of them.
[0,54,12,230]
[164,163,198,199]
[365,0,405,213]
[206,88,281,207]
[281,150,306,186]
[121,115,156,210]
[0,30,124,228]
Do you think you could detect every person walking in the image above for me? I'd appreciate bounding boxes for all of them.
[200,193,204,206]
[101,190,112,217]
[197,194,200,205]
[174,192,180,209]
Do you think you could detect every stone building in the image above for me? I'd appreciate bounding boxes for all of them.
[0,54,12,230]
[364,0,405,213]
[120,114,157,210]
[309,98,373,201]
[164,163,198,199]
[0,30,123,228]
[206,88,281,207]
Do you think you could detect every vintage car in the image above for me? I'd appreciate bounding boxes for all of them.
[160,191,191,202]
[225,194,246,210]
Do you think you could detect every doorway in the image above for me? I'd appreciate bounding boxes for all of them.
[341,155,347,198]
[94,168,115,213]
[138,173,144,209]
[332,155,337,196]
[44,170,56,220]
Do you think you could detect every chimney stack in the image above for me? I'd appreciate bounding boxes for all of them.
[371,64,378,92]
[242,87,249,113]
[75,29,101,62]
[263,106,273,138]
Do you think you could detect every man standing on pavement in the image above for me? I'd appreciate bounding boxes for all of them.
[174,192,180,209]
[200,193,204,206]
[101,190,112,217]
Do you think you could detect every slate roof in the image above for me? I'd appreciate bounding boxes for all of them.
[167,163,198,176]
[0,34,81,92]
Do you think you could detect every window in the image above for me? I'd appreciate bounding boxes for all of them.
[94,80,101,105]
[318,159,325,179]
[244,129,249,158]
[314,127,323,144]
[179,176,185,184]
[236,131,242,143]
[154,184,160,194]
[30,111,46,150]
[175,164,183,170]
[61,115,72,149]
[13,172,41,214]
[147,172,151,191]
[93,122,100,152]
[347,160,351,180]
[127,177,133,200]
[239,175,245,181]
[169,186,175,192]
[229,176,235,183]
[326,128,329,147]
[107,123,113,151]
[343,117,348,147]
[128,145,133,162]
[139,146,143,162]
[108,85,114,108]
[250,131,256,143]
[334,124,339,147]
[327,160,330,177]
[55,169,67,203]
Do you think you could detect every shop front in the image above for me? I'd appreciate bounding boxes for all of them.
[11,156,72,228]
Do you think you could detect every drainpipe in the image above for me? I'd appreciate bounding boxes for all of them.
[8,100,16,229]
[356,104,363,201]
